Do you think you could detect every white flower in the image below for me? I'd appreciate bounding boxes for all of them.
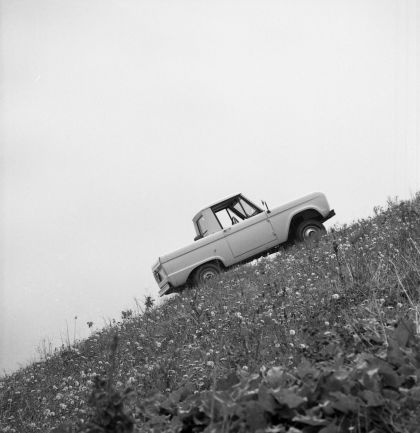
[289,329,296,336]
[332,294,340,300]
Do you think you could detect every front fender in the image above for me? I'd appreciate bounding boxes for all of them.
[167,256,227,287]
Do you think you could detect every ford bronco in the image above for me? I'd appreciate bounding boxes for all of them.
[152,192,335,295]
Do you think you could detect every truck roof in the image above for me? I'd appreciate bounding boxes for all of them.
[192,193,242,222]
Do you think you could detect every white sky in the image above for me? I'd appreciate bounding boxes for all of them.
[0,0,419,373]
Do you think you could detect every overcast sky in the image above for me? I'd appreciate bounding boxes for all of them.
[1,0,419,374]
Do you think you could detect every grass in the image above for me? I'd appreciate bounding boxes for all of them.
[1,194,420,432]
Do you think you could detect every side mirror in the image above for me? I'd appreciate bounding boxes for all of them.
[261,200,271,214]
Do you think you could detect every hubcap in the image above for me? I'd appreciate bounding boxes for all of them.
[303,226,319,239]
[202,270,216,281]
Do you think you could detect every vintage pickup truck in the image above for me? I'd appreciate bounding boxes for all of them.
[152,192,335,296]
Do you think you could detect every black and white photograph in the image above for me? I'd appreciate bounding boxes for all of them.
[0,1,419,432]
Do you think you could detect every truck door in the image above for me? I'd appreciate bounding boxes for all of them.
[215,208,278,258]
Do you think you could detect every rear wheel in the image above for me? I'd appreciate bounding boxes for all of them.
[295,219,326,242]
[193,262,221,286]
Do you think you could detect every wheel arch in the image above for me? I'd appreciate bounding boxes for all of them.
[186,258,226,286]
[287,208,324,242]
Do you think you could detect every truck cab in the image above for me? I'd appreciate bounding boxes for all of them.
[193,194,263,241]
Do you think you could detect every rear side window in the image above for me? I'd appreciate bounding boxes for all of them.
[197,216,208,236]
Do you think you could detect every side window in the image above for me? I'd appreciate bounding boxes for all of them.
[197,216,208,236]
[215,209,244,229]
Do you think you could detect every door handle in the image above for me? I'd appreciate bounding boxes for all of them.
[223,227,232,233]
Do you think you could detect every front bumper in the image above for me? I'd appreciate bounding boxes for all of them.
[322,209,335,222]
[158,282,173,297]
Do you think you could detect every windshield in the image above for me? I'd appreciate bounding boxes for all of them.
[232,197,260,218]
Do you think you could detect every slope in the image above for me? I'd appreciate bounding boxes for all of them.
[1,194,420,433]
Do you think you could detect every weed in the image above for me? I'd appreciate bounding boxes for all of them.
[1,193,420,432]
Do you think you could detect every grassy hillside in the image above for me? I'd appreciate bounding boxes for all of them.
[1,195,420,433]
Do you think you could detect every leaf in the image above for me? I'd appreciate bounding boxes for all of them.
[360,390,385,407]
[265,426,287,433]
[387,340,406,367]
[408,385,420,402]
[292,414,328,426]
[258,385,278,414]
[244,401,268,431]
[329,392,359,413]
[382,388,400,400]
[296,359,320,381]
[378,364,403,389]
[266,366,286,388]
[319,422,341,433]
[216,371,239,391]
[318,372,346,395]
[272,388,306,409]
[393,319,415,348]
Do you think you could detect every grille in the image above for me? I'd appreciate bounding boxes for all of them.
[154,271,162,283]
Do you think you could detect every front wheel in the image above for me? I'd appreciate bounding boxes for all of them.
[295,219,326,242]
[192,262,221,286]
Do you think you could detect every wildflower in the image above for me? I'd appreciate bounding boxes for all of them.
[289,329,296,336]
[43,409,55,417]
[206,361,215,367]
[332,294,340,300]
[324,321,330,326]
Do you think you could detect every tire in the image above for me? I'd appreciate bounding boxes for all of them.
[295,219,326,243]
[193,262,221,286]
